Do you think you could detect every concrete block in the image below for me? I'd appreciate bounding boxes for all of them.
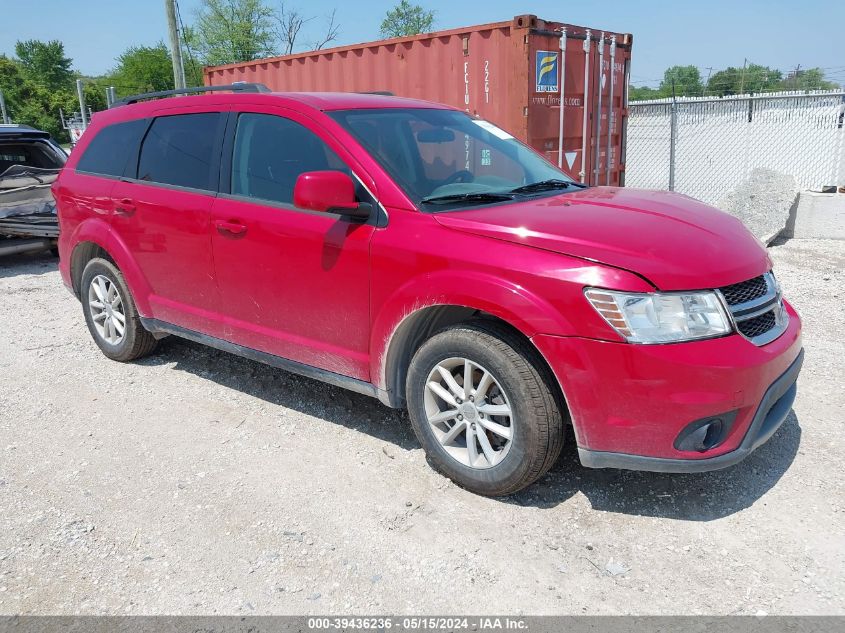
[785,192,845,240]
[716,169,798,244]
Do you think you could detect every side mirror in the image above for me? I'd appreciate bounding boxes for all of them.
[293,171,371,220]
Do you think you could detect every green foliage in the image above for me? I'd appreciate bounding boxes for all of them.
[629,66,704,101]
[187,0,278,66]
[629,85,662,101]
[630,64,840,102]
[14,39,74,91]
[380,1,435,38]
[706,64,782,96]
[110,43,177,94]
[0,56,54,135]
[659,65,703,96]
[0,43,107,143]
[779,67,839,91]
[0,54,70,141]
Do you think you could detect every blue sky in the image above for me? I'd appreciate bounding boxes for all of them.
[1,0,843,87]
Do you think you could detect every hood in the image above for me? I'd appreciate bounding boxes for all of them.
[433,187,771,290]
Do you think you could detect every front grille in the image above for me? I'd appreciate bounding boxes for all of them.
[718,272,787,346]
[720,275,768,306]
[736,310,777,338]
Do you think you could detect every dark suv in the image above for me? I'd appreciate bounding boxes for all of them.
[0,124,67,255]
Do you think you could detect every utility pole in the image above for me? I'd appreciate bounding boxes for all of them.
[164,0,186,90]
[740,58,748,94]
[0,88,9,124]
[790,64,802,89]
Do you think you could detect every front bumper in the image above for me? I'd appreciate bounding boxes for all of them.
[578,348,802,472]
[532,300,803,471]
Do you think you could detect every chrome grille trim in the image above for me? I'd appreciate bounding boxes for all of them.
[717,272,788,346]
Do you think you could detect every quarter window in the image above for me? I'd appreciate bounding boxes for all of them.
[231,113,349,206]
[76,119,147,178]
[138,113,222,191]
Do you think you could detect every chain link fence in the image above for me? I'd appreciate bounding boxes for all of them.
[625,91,845,205]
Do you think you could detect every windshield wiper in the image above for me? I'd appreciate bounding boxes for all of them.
[420,192,516,205]
[509,179,586,194]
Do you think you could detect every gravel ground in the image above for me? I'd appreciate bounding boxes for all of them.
[0,238,843,615]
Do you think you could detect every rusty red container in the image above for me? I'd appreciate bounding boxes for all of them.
[204,14,633,186]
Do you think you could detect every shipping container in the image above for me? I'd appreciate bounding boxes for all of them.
[205,15,633,186]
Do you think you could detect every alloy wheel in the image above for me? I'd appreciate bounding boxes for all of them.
[87,274,126,345]
[423,357,514,469]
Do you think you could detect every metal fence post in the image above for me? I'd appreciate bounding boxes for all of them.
[837,95,845,189]
[668,94,678,191]
[76,79,88,129]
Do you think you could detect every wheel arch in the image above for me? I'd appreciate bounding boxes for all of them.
[377,304,570,421]
[67,220,153,314]
[70,241,113,297]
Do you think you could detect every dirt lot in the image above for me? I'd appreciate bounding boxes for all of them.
[0,238,843,615]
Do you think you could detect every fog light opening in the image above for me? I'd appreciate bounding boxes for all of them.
[701,420,724,451]
[674,412,737,453]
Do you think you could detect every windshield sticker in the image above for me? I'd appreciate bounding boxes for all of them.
[481,149,492,166]
[471,119,513,140]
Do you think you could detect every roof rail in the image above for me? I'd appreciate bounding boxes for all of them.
[110,83,271,108]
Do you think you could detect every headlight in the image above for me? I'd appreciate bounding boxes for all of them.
[584,288,732,344]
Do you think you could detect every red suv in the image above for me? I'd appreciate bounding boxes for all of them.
[54,84,803,496]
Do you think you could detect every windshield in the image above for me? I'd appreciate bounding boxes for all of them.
[329,108,580,210]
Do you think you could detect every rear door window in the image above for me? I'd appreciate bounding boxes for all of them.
[75,119,147,178]
[138,113,223,191]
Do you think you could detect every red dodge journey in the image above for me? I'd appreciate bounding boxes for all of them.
[54,85,803,495]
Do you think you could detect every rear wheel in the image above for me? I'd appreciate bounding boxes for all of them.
[406,321,564,496]
[80,258,157,362]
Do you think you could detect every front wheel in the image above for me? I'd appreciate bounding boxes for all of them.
[406,321,565,496]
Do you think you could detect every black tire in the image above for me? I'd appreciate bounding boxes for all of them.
[406,320,565,496]
[80,258,158,362]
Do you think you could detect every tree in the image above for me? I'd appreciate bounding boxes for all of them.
[14,39,74,91]
[707,64,782,96]
[188,0,278,66]
[628,85,662,101]
[779,67,839,91]
[311,9,340,50]
[379,1,434,38]
[109,44,175,94]
[659,65,703,97]
[276,7,311,55]
[0,55,93,142]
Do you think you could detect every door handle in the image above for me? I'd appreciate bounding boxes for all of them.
[115,198,136,216]
[215,220,248,237]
